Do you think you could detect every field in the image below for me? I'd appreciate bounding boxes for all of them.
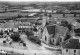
[0,12,79,27]
[0,12,32,19]
[0,53,24,55]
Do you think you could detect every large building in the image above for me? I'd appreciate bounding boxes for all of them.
[42,24,68,46]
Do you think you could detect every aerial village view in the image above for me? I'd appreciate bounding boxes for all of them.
[0,0,80,55]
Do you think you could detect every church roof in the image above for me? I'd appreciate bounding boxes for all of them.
[46,25,55,35]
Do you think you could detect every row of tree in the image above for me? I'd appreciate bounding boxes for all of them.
[25,28,41,45]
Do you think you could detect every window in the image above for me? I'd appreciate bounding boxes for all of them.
[66,49,68,52]
[53,39,54,42]
[74,50,76,53]
[45,36,47,41]
[59,37,62,42]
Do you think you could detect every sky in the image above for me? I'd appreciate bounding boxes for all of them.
[0,0,80,2]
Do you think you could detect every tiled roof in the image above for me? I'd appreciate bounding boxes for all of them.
[62,39,80,49]
[55,25,68,36]
[46,25,55,35]
[74,28,80,33]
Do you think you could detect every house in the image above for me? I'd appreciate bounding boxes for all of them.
[55,25,69,42]
[42,24,68,46]
[62,49,80,55]
[42,25,55,45]
[61,39,80,55]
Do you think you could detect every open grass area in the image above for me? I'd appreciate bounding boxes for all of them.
[0,12,34,19]
[0,11,79,19]
[0,53,24,55]
[0,12,19,18]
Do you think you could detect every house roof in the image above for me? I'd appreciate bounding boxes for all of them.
[55,25,68,36]
[74,28,80,33]
[46,25,55,35]
[62,39,80,49]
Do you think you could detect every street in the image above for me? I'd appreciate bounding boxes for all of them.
[20,34,40,50]
[0,34,61,55]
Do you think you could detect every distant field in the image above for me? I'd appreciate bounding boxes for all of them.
[0,12,33,19]
[0,12,79,18]
[0,12,79,24]
[0,12,19,18]
[0,53,24,55]
[51,14,80,18]
[51,14,80,24]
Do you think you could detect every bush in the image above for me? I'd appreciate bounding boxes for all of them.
[25,30,33,36]
[23,43,26,47]
[35,36,41,45]
[3,40,6,43]
[17,14,23,18]
[9,42,12,45]
[0,30,3,35]
[28,36,41,45]
[10,32,20,42]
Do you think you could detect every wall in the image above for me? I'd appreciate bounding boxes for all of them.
[62,49,80,55]
[42,27,50,44]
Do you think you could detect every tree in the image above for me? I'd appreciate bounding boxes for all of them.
[49,14,52,17]
[17,14,23,18]
[3,40,6,43]
[61,20,68,27]
[25,30,33,37]
[10,32,20,42]
[0,30,3,35]
[66,24,72,31]
[9,42,12,45]
[35,36,41,45]
[23,43,26,47]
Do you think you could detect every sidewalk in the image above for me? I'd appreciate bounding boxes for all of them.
[0,44,62,55]
[0,45,59,55]
[41,42,61,51]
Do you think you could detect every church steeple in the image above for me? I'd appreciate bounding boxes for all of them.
[42,13,50,28]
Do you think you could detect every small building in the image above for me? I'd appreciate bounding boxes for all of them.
[62,49,80,55]
[62,39,80,55]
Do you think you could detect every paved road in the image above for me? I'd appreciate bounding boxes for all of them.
[0,34,61,55]
[20,34,40,50]
[0,46,61,55]
[19,34,61,55]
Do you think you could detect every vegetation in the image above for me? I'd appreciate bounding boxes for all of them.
[28,36,41,45]
[23,43,26,47]
[60,20,72,31]
[25,29,33,36]
[10,32,21,42]
[25,29,41,45]
[0,30,3,35]
[3,40,6,43]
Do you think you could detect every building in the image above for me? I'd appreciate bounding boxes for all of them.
[42,24,69,46]
[62,49,80,55]
[55,25,69,42]
[42,25,55,45]
[41,14,69,46]
[62,39,80,55]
